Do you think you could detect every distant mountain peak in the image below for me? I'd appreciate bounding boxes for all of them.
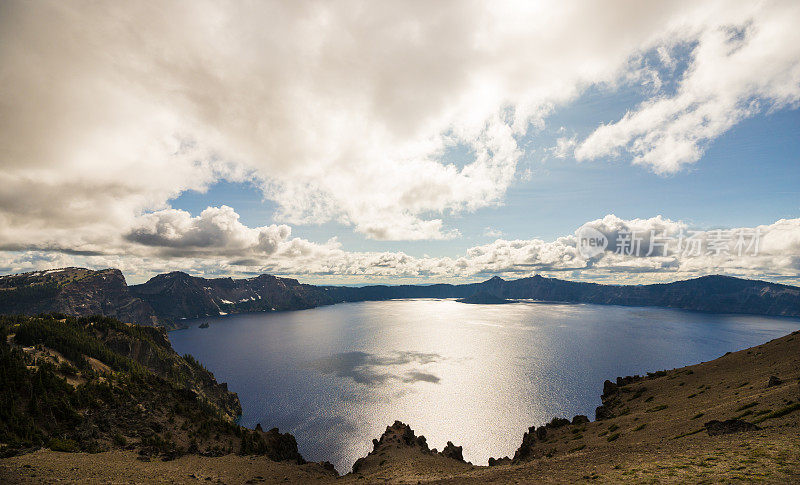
[162,271,192,278]
[695,274,750,282]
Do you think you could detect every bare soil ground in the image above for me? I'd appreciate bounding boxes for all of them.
[2,330,799,484]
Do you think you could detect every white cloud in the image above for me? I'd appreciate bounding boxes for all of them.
[551,136,578,159]
[2,210,799,286]
[125,206,292,257]
[483,227,504,238]
[1,2,799,283]
[3,1,797,247]
[253,214,800,285]
[575,2,800,173]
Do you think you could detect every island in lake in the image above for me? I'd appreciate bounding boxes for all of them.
[456,290,515,304]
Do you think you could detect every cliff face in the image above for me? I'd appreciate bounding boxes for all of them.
[128,272,340,321]
[98,323,241,419]
[0,268,157,326]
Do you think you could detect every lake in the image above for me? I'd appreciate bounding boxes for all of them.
[168,299,800,472]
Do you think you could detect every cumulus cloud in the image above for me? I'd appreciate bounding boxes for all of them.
[1,2,799,284]
[3,210,799,286]
[255,214,800,284]
[125,206,292,257]
[3,0,797,248]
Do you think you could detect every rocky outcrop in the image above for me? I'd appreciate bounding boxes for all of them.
[488,456,511,466]
[440,441,465,461]
[704,419,761,436]
[595,375,646,420]
[512,416,574,462]
[768,375,782,387]
[241,424,305,463]
[500,413,589,463]
[571,414,590,425]
[352,421,467,474]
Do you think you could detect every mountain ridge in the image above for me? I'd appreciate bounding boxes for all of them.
[1,268,799,327]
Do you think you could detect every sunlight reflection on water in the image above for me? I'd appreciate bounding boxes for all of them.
[169,299,800,472]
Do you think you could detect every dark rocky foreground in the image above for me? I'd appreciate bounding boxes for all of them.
[1,268,799,328]
[0,314,311,466]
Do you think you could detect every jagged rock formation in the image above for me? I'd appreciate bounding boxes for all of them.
[509,416,580,462]
[351,421,468,476]
[440,441,465,461]
[595,375,646,420]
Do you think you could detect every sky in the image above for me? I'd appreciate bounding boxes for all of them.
[0,0,799,285]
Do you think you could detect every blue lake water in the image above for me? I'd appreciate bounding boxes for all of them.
[168,299,800,472]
